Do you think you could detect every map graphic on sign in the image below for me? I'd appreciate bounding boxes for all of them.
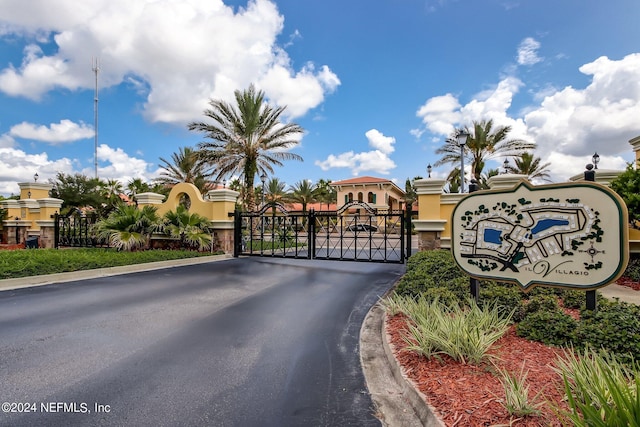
[451,181,629,290]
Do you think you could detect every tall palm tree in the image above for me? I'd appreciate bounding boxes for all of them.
[188,85,304,211]
[163,205,212,251]
[93,205,162,251]
[506,152,552,183]
[435,119,535,186]
[288,180,316,213]
[155,146,214,194]
[265,177,287,205]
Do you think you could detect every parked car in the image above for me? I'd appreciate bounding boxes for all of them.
[346,223,378,232]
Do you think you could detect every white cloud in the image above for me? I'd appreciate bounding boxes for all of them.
[315,129,396,175]
[0,0,339,123]
[414,53,640,183]
[517,37,542,66]
[0,147,74,195]
[91,144,154,184]
[9,119,94,144]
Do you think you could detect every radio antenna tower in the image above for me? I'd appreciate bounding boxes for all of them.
[92,57,100,179]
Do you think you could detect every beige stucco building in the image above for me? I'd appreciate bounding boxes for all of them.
[330,176,406,211]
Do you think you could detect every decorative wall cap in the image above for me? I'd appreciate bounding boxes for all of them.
[568,169,622,186]
[629,135,640,151]
[37,198,64,208]
[136,192,166,204]
[17,182,53,191]
[209,220,235,229]
[0,199,20,208]
[414,178,446,194]
[413,219,447,232]
[486,174,529,190]
[441,193,465,204]
[18,199,40,208]
[205,189,240,203]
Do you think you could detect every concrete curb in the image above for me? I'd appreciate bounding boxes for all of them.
[0,254,233,291]
[360,302,444,427]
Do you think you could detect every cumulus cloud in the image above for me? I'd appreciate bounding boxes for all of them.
[517,37,542,66]
[0,0,339,123]
[315,129,396,175]
[9,119,94,144]
[0,146,75,194]
[413,52,640,182]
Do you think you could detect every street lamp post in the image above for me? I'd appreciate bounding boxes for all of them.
[503,158,510,174]
[592,152,600,170]
[260,172,267,242]
[457,131,470,193]
[260,173,267,208]
[427,164,432,178]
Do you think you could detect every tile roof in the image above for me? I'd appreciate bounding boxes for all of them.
[330,176,393,185]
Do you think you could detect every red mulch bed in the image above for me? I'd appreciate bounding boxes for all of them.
[385,275,640,426]
[386,314,569,426]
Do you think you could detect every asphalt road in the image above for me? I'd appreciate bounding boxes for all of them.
[0,257,404,427]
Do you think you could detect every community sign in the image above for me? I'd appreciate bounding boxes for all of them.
[451,181,629,291]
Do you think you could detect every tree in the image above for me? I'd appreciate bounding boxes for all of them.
[101,179,125,214]
[506,152,552,183]
[155,146,214,194]
[188,85,304,211]
[163,205,212,251]
[93,205,162,251]
[435,120,535,186]
[264,177,287,205]
[49,172,108,216]
[288,180,316,212]
[314,178,337,209]
[610,162,640,229]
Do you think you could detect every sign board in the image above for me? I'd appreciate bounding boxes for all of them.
[451,181,629,291]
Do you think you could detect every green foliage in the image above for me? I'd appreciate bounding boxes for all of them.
[0,248,213,280]
[93,205,162,251]
[575,302,640,365]
[395,250,466,297]
[495,364,543,417]
[155,146,215,194]
[397,296,513,365]
[163,205,212,251]
[625,255,640,282]
[516,311,578,346]
[479,280,527,321]
[555,348,640,426]
[610,162,640,228]
[525,294,560,314]
[49,172,109,216]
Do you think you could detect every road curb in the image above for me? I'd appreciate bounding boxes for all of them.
[360,302,444,427]
[0,254,232,291]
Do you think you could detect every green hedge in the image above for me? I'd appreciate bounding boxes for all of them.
[396,250,640,366]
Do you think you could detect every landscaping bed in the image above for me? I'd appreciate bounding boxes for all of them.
[384,250,640,426]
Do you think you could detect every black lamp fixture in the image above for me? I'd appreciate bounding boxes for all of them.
[260,172,267,207]
[592,152,600,170]
[34,172,39,182]
[503,158,510,174]
[456,130,470,193]
[427,164,432,178]
[223,178,227,188]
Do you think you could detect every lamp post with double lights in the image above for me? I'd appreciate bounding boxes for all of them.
[457,131,470,193]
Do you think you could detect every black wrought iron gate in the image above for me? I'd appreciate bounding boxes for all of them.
[234,202,411,263]
[54,212,106,248]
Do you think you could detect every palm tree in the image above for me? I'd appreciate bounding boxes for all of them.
[314,178,337,210]
[506,152,552,183]
[265,177,287,205]
[163,205,213,251]
[188,85,304,211]
[155,146,214,194]
[435,119,535,186]
[93,205,162,251]
[288,180,316,212]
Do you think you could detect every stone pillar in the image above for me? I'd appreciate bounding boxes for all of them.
[413,178,447,250]
[136,192,166,206]
[206,189,239,254]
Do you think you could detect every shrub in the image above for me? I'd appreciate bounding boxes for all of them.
[575,302,640,365]
[625,255,640,282]
[516,310,578,346]
[395,250,466,297]
[479,280,527,322]
[525,294,560,314]
[495,364,543,417]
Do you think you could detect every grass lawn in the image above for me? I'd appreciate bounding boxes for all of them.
[0,248,219,280]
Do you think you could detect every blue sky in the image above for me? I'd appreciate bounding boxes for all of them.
[1,0,639,196]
